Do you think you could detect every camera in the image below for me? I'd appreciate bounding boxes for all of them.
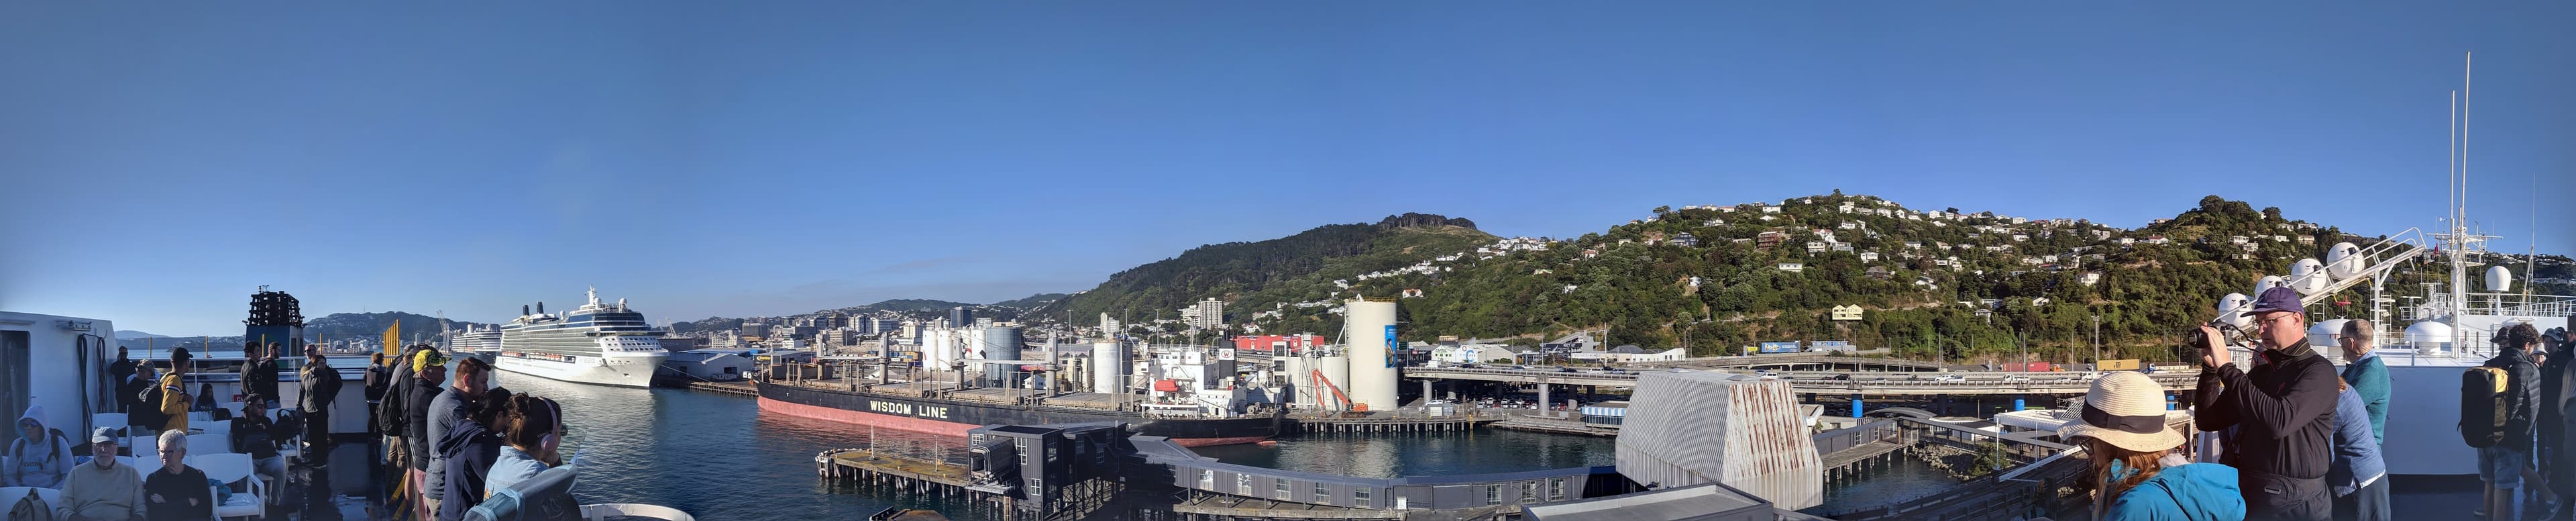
[2182,320,2251,357]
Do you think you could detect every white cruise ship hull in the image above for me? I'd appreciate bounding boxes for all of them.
[495,350,667,388]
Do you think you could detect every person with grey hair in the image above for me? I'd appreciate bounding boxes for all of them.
[2339,319,2390,445]
[141,430,210,521]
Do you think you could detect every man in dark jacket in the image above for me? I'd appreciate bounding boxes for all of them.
[2537,324,2572,521]
[299,345,343,454]
[240,342,282,410]
[2196,287,2338,521]
[404,348,449,521]
[2481,323,2542,521]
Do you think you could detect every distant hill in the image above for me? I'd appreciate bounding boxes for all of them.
[303,312,499,342]
[115,330,174,340]
[1039,214,1496,330]
[991,293,1070,308]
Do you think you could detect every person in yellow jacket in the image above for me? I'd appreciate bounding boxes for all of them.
[157,348,193,434]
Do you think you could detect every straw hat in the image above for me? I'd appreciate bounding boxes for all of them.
[2058,372,2185,453]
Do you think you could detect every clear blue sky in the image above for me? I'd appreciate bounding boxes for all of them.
[4,3,2570,336]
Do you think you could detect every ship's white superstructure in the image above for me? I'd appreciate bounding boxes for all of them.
[453,324,504,363]
[498,287,671,387]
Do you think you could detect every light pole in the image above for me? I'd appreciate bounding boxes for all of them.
[2091,314,2102,369]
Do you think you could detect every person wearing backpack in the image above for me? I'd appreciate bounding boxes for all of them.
[2063,372,2246,520]
[2470,323,2543,520]
[154,348,194,434]
[2195,287,2339,521]
[7,405,76,488]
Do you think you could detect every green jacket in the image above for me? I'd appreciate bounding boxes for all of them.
[2341,352,2390,445]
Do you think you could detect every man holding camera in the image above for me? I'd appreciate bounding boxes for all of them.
[2196,287,2340,521]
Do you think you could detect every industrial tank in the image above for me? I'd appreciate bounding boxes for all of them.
[1281,349,1309,407]
[1090,339,1126,394]
[981,326,1023,384]
[1343,299,1400,411]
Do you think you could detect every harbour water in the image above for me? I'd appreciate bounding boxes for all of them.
[487,371,1960,519]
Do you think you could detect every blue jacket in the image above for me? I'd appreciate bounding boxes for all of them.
[2329,387,2387,497]
[2105,463,2246,521]
[2341,352,2390,445]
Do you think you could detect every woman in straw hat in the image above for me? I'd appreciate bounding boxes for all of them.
[2062,371,2246,520]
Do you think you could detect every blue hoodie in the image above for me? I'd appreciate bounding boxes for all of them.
[2328,386,2387,498]
[2104,462,2247,521]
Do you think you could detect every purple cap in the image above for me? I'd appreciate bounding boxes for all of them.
[2241,287,2304,317]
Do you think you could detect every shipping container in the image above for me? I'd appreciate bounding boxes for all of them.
[1758,342,1803,354]
[2096,359,2141,371]
[1808,340,1856,353]
[1580,401,1629,426]
[2000,362,2053,372]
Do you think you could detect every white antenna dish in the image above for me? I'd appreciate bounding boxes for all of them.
[2218,293,2253,328]
[2255,275,2288,296]
[2486,265,2514,293]
[2290,258,2330,295]
[2324,242,2365,279]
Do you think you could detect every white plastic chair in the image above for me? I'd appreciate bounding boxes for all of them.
[185,433,229,456]
[120,455,160,477]
[127,435,159,459]
[192,453,264,520]
[92,413,127,434]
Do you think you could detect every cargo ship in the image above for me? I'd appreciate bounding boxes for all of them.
[757,340,1286,446]
[757,382,1285,446]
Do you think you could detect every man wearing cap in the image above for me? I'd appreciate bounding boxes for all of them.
[2196,286,2339,521]
[59,428,145,521]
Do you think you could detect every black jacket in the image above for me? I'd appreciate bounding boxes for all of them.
[405,375,446,471]
[2542,348,2572,491]
[2198,338,2339,481]
[2485,348,2541,451]
[240,358,280,402]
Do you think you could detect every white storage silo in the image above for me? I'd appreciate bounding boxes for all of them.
[1313,348,1350,410]
[1282,348,1309,408]
[1090,339,1126,394]
[1344,299,1401,411]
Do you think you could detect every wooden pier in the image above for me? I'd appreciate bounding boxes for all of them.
[1287,415,1497,434]
[1487,416,1618,437]
[686,380,757,397]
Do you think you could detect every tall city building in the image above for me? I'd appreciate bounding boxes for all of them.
[949,307,974,329]
[1190,298,1226,330]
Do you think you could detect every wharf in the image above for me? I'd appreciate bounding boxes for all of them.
[1487,415,1618,437]
[1287,413,1497,434]
[815,448,982,499]
[687,380,757,397]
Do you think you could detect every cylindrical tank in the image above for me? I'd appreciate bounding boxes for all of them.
[2406,321,2455,352]
[2290,258,2329,295]
[2326,242,2365,279]
[2217,293,2253,328]
[2487,266,2514,293]
[1090,340,1125,394]
[1282,349,1309,407]
[1313,349,1350,410]
[1342,299,1400,411]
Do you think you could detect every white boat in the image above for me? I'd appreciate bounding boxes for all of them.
[451,324,504,363]
[496,287,672,388]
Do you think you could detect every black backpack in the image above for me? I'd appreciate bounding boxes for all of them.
[2463,365,2511,448]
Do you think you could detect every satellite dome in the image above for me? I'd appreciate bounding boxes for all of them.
[2406,321,2455,351]
[2325,242,2365,279]
[2310,318,2351,346]
[2217,293,2253,328]
[2290,258,2330,295]
[2487,266,2514,293]
[2255,275,2288,296]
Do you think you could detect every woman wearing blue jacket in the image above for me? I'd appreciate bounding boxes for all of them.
[2062,372,2247,521]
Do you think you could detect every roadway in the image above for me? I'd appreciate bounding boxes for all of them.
[1403,366,2202,396]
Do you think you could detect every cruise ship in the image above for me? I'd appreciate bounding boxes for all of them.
[450,324,504,363]
[497,287,672,387]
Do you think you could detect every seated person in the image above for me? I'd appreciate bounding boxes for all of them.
[9,404,74,488]
[142,430,211,521]
[231,397,287,490]
[60,428,146,521]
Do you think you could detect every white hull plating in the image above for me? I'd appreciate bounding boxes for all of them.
[495,351,667,388]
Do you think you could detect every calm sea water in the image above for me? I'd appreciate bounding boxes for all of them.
[491,373,1951,518]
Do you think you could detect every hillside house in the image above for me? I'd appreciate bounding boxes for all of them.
[1581,249,1599,258]
[1831,242,1854,253]
[2081,273,2103,286]
[2145,236,2171,245]
[2118,238,2136,246]
[1761,205,1781,214]
[1806,241,1829,254]
[1777,263,1805,273]
[1756,231,1787,248]
[1672,233,1699,247]
[1859,252,1880,263]
[1401,288,1424,298]
[1865,266,1893,280]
